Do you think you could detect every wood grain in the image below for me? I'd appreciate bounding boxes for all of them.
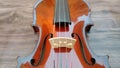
[0,0,120,68]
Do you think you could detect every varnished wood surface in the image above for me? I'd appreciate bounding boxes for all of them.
[0,0,120,68]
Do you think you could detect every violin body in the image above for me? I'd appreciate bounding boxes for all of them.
[17,0,110,68]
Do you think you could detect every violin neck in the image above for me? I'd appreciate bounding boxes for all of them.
[54,0,71,25]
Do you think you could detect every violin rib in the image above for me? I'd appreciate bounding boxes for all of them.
[17,0,110,68]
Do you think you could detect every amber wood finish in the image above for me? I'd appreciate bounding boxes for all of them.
[20,25,52,68]
[73,21,104,68]
[19,0,105,68]
[35,0,89,31]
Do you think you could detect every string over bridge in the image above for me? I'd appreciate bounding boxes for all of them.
[49,37,76,53]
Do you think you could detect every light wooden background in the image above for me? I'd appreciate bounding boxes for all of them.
[0,0,120,68]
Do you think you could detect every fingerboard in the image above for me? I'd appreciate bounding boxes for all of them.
[54,0,71,24]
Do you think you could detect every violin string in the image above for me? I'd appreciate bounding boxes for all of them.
[66,0,70,68]
[53,0,57,67]
[63,0,66,68]
[67,0,71,67]
[63,0,68,68]
[55,0,59,68]
[58,0,61,67]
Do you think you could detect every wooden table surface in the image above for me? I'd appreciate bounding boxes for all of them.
[0,0,120,68]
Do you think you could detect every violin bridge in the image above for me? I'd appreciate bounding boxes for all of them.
[49,37,76,53]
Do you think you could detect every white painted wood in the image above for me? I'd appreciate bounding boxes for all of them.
[0,0,120,68]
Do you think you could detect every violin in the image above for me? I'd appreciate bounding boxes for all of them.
[17,0,110,68]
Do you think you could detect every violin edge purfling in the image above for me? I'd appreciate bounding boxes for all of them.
[17,0,110,68]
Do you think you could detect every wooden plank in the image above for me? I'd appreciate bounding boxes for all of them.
[0,0,120,68]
